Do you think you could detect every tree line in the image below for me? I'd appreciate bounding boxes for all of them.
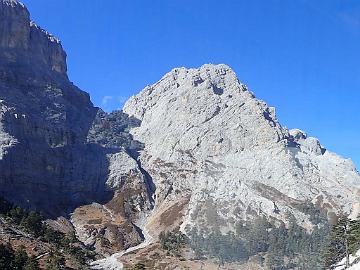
[158,202,360,269]
[0,244,40,270]
[186,213,329,269]
[0,197,94,270]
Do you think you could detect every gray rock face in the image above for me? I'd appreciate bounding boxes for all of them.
[2,0,360,260]
[0,0,67,82]
[87,109,144,157]
[0,0,153,229]
[124,64,360,232]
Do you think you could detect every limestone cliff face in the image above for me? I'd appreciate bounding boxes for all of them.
[0,0,153,253]
[2,0,360,262]
[124,64,360,233]
[0,0,67,81]
[0,0,100,214]
[0,0,92,148]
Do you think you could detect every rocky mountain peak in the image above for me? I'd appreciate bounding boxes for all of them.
[125,64,287,162]
[1,2,360,267]
[0,0,67,82]
[124,63,360,235]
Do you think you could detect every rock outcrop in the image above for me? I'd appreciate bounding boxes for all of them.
[0,0,153,254]
[0,0,67,81]
[1,0,360,266]
[123,64,360,234]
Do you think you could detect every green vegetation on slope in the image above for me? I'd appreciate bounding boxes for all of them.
[323,217,360,269]
[0,197,95,269]
[185,203,330,269]
[159,229,188,256]
[0,244,40,270]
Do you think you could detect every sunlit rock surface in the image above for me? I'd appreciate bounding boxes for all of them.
[124,64,360,233]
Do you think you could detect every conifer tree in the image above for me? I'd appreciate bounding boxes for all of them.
[323,217,360,268]
[0,243,14,269]
[23,256,41,270]
[14,246,28,270]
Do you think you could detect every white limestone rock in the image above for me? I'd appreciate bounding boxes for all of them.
[106,151,140,189]
[124,64,360,232]
[0,105,17,159]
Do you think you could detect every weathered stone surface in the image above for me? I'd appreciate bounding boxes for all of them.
[124,64,360,233]
[0,0,67,81]
[0,0,153,253]
[2,0,360,263]
[87,109,144,157]
[71,202,144,256]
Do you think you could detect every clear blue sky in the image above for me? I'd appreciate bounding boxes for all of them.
[21,0,359,169]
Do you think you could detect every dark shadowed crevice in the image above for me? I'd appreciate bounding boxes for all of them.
[212,84,224,95]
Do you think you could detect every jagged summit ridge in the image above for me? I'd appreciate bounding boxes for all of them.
[1,0,24,7]
[124,63,360,234]
[125,64,288,164]
[30,21,61,44]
